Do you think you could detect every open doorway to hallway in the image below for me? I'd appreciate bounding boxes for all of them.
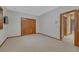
[63,12,75,44]
[60,10,79,46]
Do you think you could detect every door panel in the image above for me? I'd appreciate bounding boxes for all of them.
[74,11,79,46]
[21,18,36,36]
[63,16,67,36]
[0,7,3,29]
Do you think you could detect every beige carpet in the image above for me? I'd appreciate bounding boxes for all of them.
[0,34,79,52]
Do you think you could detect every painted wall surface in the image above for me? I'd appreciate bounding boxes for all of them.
[37,6,79,39]
[7,10,36,37]
[0,7,8,45]
[35,17,41,33]
[67,16,71,34]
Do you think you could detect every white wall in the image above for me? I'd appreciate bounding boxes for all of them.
[7,10,37,37]
[0,7,8,45]
[37,6,79,39]
[67,16,71,35]
[35,16,41,33]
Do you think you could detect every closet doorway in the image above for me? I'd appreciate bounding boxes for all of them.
[21,17,36,36]
[60,10,79,46]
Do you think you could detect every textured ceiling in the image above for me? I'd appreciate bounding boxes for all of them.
[6,6,58,16]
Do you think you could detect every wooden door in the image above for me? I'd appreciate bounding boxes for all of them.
[0,7,3,29]
[74,10,79,46]
[21,18,36,36]
[63,16,67,36]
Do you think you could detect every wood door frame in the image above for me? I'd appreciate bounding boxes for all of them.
[21,17,36,36]
[70,14,73,34]
[74,10,79,46]
[0,7,3,29]
[60,9,76,41]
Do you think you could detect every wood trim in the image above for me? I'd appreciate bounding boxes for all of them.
[70,14,73,34]
[61,10,76,15]
[60,9,76,41]
[21,17,36,21]
[0,33,59,48]
[63,16,67,36]
[21,18,22,36]
[0,6,3,29]
[0,7,3,11]
[60,14,63,40]
[21,17,22,36]
[0,37,8,48]
[74,10,78,46]
[37,33,60,40]
[7,35,21,38]
[0,35,21,48]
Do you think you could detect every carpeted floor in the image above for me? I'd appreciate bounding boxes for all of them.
[0,34,79,52]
